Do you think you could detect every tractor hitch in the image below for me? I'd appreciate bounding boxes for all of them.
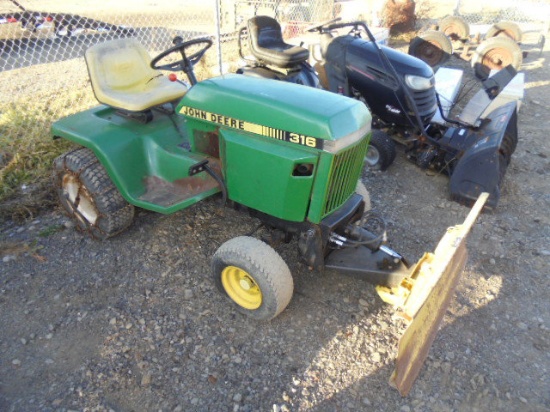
[325,210,410,288]
[325,243,410,288]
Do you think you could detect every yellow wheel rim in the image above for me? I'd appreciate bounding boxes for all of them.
[221,266,262,310]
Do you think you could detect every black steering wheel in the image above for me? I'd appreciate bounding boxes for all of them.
[306,17,341,33]
[150,38,213,72]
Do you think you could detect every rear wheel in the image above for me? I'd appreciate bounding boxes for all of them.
[409,30,453,67]
[52,148,134,240]
[471,36,522,79]
[438,16,469,42]
[365,130,396,171]
[486,21,522,43]
[211,236,293,320]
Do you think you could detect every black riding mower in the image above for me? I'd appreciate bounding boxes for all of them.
[237,16,521,209]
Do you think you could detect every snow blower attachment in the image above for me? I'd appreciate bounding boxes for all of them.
[447,102,518,208]
[439,65,519,209]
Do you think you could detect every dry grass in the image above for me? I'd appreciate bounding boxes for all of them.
[0,89,96,222]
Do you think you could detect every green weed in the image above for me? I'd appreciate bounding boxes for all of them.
[38,224,65,238]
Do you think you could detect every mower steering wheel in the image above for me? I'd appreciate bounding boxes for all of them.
[306,17,341,33]
[150,38,213,72]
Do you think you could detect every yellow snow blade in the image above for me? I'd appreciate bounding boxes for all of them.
[376,192,489,396]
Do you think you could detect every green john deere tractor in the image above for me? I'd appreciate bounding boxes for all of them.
[52,36,487,393]
[52,36,401,318]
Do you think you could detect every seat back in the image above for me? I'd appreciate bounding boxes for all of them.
[85,38,187,112]
[86,38,157,94]
[247,16,309,68]
[248,15,286,52]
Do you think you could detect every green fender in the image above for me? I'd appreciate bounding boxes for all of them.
[51,105,218,214]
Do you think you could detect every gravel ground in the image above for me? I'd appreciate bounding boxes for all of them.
[1,30,550,412]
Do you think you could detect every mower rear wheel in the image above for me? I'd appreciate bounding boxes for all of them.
[471,36,522,79]
[409,30,453,67]
[53,148,134,240]
[211,236,293,320]
[365,130,396,171]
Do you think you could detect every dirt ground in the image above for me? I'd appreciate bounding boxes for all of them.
[1,4,550,412]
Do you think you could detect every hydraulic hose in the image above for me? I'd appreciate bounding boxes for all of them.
[329,211,387,251]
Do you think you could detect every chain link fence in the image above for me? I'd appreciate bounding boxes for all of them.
[414,0,550,33]
[0,0,548,191]
[453,0,550,25]
[0,0,219,96]
[2,0,548,99]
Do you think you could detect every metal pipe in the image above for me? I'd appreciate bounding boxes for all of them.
[214,0,223,75]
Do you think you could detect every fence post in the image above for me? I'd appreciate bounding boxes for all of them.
[214,0,224,75]
[453,0,461,15]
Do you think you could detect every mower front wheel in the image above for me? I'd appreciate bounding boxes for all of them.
[211,236,293,321]
[53,148,135,240]
[365,130,396,171]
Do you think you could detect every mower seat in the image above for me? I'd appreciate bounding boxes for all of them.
[85,38,187,112]
[247,16,309,68]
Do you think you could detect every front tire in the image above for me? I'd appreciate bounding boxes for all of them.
[211,236,293,320]
[409,30,453,67]
[52,147,134,240]
[365,130,396,171]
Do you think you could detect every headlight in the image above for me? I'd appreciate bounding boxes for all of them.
[404,74,434,91]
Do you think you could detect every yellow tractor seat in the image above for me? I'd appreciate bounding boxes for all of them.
[85,38,188,112]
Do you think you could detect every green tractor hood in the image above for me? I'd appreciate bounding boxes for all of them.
[178,75,372,223]
[178,74,371,148]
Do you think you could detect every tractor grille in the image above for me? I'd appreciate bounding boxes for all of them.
[410,87,437,125]
[322,137,369,217]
